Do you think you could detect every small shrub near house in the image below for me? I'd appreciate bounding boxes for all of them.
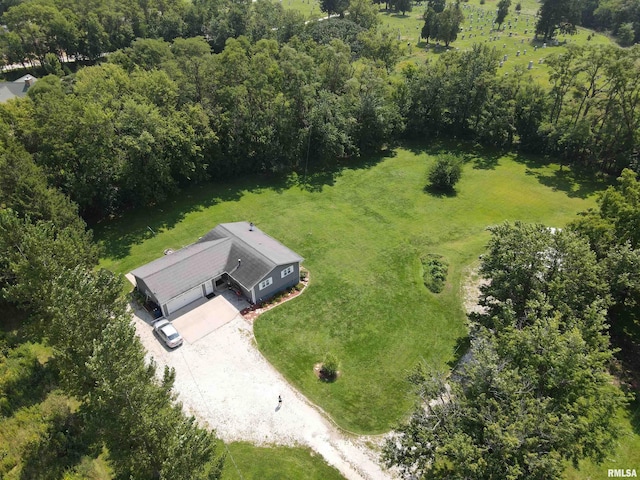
[428,154,463,192]
[320,352,340,382]
[421,254,449,293]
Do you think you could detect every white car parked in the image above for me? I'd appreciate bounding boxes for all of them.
[153,319,183,348]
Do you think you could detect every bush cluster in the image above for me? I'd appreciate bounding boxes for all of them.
[427,154,463,192]
[421,254,449,293]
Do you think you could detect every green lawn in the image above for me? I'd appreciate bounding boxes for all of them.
[221,442,344,480]
[96,145,605,433]
[282,0,325,19]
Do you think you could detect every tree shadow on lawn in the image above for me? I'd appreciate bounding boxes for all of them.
[379,10,417,20]
[0,354,59,419]
[403,139,506,170]
[423,184,458,197]
[298,148,396,192]
[94,152,393,262]
[93,173,296,261]
[403,139,614,198]
[521,156,614,199]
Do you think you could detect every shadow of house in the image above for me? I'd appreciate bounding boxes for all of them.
[130,222,304,318]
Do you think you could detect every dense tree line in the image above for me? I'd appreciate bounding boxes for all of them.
[571,169,640,382]
[536,0,640,46]
[0,134,224,477]
[581,0,640,45]
[401,42,640,174]
[0,0,311,65]
[1,4,640,222]
[2,29,401,219]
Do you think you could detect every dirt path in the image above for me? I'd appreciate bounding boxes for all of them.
[132,309,396,480]
[461,264,489,316]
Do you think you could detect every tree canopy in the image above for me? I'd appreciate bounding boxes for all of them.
[384,222,624,479]
[536,0,582,39]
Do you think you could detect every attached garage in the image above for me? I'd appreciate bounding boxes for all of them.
[164,286,204,316]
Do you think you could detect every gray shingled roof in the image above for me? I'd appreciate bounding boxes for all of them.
[0,83,28,103]
[130,222,303,304]
[131,238,232,304]
[0,74,36,103]
[198,222,303,289]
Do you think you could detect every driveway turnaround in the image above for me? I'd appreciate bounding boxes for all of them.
[132,304,395,480]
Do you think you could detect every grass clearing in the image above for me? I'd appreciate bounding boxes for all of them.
[96,144,605,433]
[94,143,640,476]
[221,442,344,480]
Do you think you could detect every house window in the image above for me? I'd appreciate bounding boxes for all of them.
[259,277,273,290]
[281,265,294,278]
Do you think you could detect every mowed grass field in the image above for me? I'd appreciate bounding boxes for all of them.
[96,145,605,434]
[221,443,344,480]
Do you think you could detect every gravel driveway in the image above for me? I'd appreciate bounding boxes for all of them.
[131,305,395,480]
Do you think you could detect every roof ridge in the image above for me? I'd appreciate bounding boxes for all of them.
[218,223,278,270]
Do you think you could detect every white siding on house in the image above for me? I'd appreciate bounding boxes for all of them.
[165,285,203,315]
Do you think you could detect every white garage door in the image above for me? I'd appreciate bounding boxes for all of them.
[165,286,203,315]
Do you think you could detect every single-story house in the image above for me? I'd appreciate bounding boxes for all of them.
[0,74,36,103]
[130,221,303,317]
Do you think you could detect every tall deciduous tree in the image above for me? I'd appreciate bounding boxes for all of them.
[427,0,445,13]
[45,267,127,397]
[421,7,438,43]
[536,0,582,39]
[384,318,622,479]
[571,169,640,379]
[477,222,609,343]
[0,209,98,315]
[348,0,381,29]
[496,0,510,29]
[395,0,412,15]
[433,4,463,46]
[87,318,224,479]
[0,137,82,229]
[319,0,350,18]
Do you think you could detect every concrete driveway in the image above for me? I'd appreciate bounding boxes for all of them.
[170,295,240,343]
[131,303,395,480]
